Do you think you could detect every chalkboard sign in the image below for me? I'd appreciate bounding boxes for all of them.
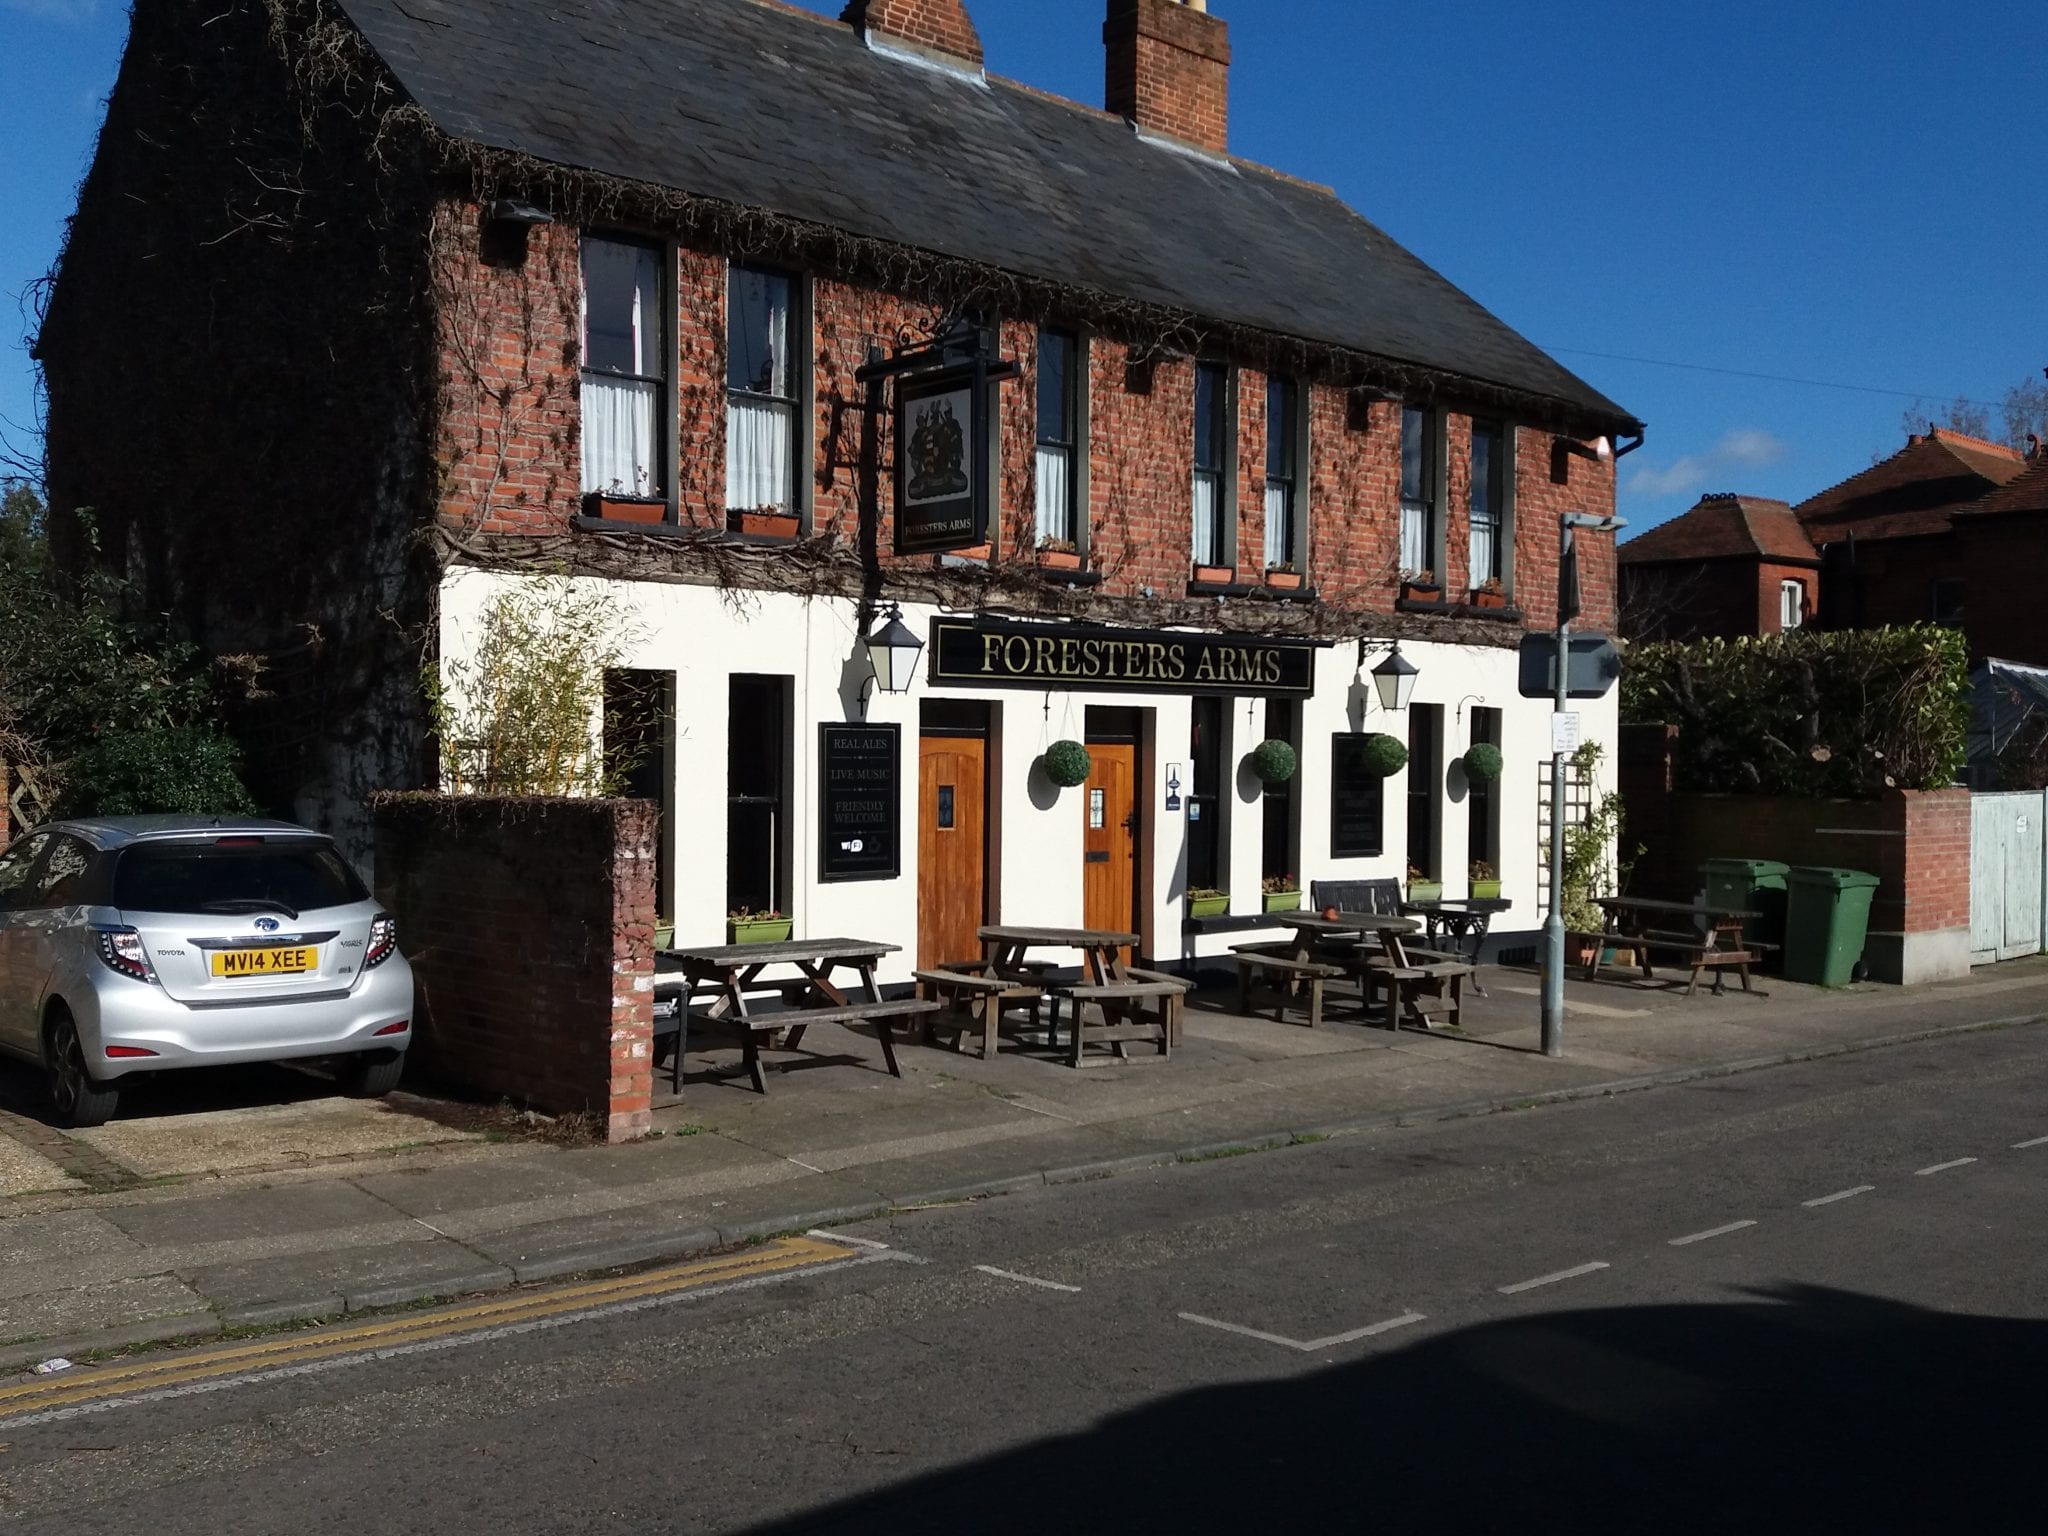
[1329,734,1386,859]
[819,724,900,882]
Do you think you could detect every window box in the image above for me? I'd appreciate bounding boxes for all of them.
[584,492,667,524]
[1262,889,1301,913]
[1265,567,1303,590]
[654,923,675,951]
[1407,879,1443,903]
[1038,543,1083,572]
[1400,573,1441,604]
[948,542,992,563]
[1193,564,1236,587]
[1471,879,1502,900]
[1470,585,1508,610]
[1187,890,1230,919]
[733,508,800,538]
[728,914,793,945]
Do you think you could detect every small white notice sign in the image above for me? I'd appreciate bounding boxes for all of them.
[1550,712,1583,755]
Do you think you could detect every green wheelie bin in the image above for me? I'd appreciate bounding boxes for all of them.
[1700,858,1790,966]
[1782,867,1879,987]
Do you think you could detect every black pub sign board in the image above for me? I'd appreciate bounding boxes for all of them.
[818,724,900,882]
[894,364,986,555]
[929,617,1319,697]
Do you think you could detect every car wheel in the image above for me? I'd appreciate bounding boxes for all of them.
[46,1008,121,1129]
[339,1049,405,1099]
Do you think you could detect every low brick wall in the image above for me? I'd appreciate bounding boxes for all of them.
[1621,778,1971,985]
[371,793,656,1141]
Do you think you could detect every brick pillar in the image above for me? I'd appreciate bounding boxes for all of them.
[608,799,657,1142]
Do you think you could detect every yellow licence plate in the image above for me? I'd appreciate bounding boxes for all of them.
[211,946,318,978]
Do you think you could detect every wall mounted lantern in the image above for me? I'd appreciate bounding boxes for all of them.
[860,603,924,715]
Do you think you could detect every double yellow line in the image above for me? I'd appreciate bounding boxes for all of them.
[0,1234,855,1421]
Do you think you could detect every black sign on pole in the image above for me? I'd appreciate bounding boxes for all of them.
[818,724,900,882]
[894,364,986,555]
[1517,632,1622,699]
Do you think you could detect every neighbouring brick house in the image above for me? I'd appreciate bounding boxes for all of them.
[38,0,1640,979]
[1616,494,1819,640]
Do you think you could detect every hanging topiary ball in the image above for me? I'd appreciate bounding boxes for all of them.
[1249,738,1298,784]
[1462,742,1503,784]
[1359,732,1408,777]
[1041,739,1093,788]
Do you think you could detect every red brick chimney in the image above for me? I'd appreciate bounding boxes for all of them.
[1105,0,1231,154]
[843,0,984,72]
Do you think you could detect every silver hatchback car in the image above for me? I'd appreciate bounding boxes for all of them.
[0,816,413,1127]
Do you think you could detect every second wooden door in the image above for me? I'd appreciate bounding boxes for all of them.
[1082,740,1138,953]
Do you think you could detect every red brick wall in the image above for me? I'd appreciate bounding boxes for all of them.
[1755,561,1815,636]
[846,0,983,67]
[431,208,1619,627]
[1105,0,1232,153]
[370,793,656,1142]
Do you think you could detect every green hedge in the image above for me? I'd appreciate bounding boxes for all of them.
[1621,625,1969,796]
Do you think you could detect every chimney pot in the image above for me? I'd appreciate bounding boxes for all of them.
[843,0,984,72]
[1105,0,1231,155]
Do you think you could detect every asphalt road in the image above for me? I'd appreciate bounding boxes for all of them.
[4,1023,2046,1534]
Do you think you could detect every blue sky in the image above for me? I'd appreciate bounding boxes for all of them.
[3,0,2043,535]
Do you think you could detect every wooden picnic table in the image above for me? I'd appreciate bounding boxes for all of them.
[1400,896,1512,995]
[1231,910,1468,1031]
[1584,896,1767,997]
[658,937,938,1095]
[977,925,1187,1067]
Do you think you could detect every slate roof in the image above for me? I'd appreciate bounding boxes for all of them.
[1618,494,1817,565]
[1963,451,2048,518]
[332,0,1637,432]
[1795,428,2028,543]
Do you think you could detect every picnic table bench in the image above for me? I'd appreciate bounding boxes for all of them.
[1231,944,1346,1029]
[979,926,1189,1066]
[1243,911,1469,1031]
[657,937,938,1094]
[913,965,1047,1059]
[1580,896,1770,997]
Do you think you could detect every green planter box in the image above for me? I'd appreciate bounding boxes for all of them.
[1407,881,1443,902]
[728,917,793,945]
[1262,890,1302,913]
[654,923,675,951]
[1187,894,1230,919]
[1470,880,1501,900]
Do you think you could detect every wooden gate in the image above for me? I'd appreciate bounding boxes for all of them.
[1969,790,2046,965]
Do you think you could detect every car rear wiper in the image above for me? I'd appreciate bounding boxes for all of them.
[198,898,303,921]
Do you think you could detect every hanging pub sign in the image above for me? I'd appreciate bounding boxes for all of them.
[894,364,986,555]
[928,617,1321,697]
[818,724,900,882]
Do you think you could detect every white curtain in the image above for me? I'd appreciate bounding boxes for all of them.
[1264,480,1293,568]
[1399,498,1429,576]
[1469,511,1498,590]
[727,397,793,513]
[1036,444,1072,543]
[1192,472,1221,566]
[581,375,656,496]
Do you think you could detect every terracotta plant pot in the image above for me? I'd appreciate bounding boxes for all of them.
[1471,588,1507,610]
[1039,548,1082,571]
[1265,569,1303,590]
[951,542,992,561]
[1401,580,1441,604]
[585,492,666,524]
[1193,565,1235,586]
[735,510,800,538]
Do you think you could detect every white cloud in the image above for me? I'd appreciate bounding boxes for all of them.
[1625,428,1788,499]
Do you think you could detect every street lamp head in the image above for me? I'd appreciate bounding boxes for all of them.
[863,603,924,698]
[1369,642,1419,712]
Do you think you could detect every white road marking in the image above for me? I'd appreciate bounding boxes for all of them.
[1668,1220,1756,1246]
[1178,1311,1425,1352]
[2012,1136,2048,1150]
[974,1265,1081,1293]
[1915,1157,1978,1176]
[785,1157,827,1174]
[1497,1262,1609,1295]
[807,1229,891,1251]
[1802,1185,1875,1207]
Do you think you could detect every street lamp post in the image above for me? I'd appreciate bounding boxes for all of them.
[1540,509,1625,1058]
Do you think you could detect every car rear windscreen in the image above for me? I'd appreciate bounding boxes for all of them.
[114,840,369,915]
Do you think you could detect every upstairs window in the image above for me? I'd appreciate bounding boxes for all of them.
[1779,578,1806,630]
[1469,420,1506,588]
[1264,375,1301,572]
[1399,405,1437,579]
[727,266,798,518]
[1035,329,1080,547]
[1193,362,1233,568]
[580,237,666,499]
[1929,577,1964,629]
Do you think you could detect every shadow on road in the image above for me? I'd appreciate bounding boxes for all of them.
[746,1285,2048,1533]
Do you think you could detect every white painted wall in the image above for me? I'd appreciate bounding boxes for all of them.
[439,568,1618,985]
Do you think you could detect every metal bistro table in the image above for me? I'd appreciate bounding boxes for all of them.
[658,937,938,1095]
[1399,896,1512,996]
[977,925,1188,1066]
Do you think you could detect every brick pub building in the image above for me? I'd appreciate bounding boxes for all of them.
[39,0,1639,980]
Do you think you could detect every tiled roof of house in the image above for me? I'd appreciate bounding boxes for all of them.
[1795,427,2028,542]
[332,0,1637,432]
[1962,450,2048,517]
[1618,494,1817,565]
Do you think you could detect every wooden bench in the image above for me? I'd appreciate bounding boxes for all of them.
[913,968,1046,1059]
[1232,945,1346,1029]
[713,998,941,1093]
[1124,967,1193,1045]
[1363,959,1474,1031]
[1567,929,1764,997]
[1051,980,1182,1067]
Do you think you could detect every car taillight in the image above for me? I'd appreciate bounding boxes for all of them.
[366,914,398,969]
[373,1020,410,1036]
[94,926,159,984]
[106,1045,159,1059]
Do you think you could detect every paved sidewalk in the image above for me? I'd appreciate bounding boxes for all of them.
[5,957,2046,1369]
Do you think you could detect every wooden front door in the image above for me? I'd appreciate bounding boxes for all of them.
[918,734,987,970]
[1082,740,1139,952]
